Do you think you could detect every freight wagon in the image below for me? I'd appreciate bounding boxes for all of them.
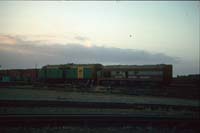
[0,69,38,85]
[0,70,11,84]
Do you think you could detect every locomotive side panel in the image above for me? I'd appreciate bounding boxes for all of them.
[97,64,173,86]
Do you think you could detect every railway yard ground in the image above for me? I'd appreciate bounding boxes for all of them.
[0,87,199,106]
[0,86,199,133]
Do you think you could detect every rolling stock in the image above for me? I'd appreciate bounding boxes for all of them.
[0,64,172,86]
[97,64,172,85]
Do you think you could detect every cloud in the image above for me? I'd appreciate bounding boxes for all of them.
[0,35,18,45]
[0,34,178,71]
[74,36,89,41]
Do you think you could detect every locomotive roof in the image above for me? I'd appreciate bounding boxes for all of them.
[43,64,102,69]
[103,64,172,69]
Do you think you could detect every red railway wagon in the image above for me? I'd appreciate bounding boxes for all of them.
[0,69,39,82]
[0,70,10,83]
[6,69,23,81]
[0,70,7,77]
[21,69,39,82]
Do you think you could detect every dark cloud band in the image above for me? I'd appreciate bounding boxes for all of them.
[0,34,182,75]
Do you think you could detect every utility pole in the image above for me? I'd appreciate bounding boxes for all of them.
[35,63,37,69]
[35,63,38,82]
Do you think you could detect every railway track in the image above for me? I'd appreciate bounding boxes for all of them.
[0,100,199,128]
[0,100,199,114]
[0,93,199,131]
[0,114,199,128]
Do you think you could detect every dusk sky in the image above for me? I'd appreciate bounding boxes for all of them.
[0,1,199,76]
